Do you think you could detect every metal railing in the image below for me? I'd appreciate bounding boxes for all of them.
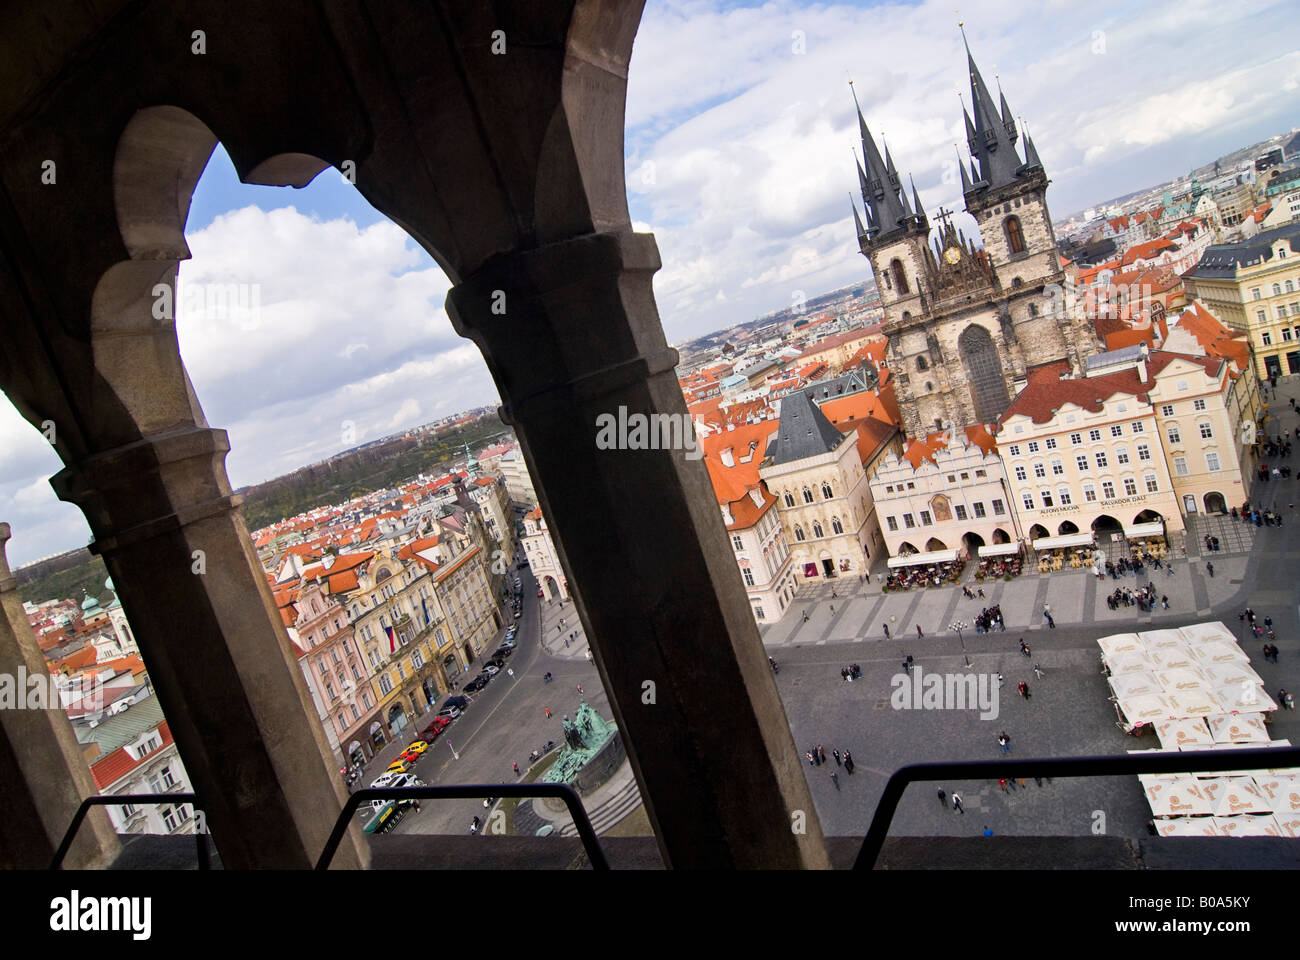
[854,745,1300,870]
[51,793,207,869]
[317,782,608,870]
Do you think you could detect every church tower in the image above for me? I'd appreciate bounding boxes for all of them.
[851,29,1100,439]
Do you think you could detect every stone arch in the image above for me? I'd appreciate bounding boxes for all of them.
[961,531,985,554]
[1029,523,1050,540]
[1057,520,1079,535]
[991,528,1011,544]
[1204,491,1227,513]
[958,324,1011,423]
[1133,509,1163,525]
[898,541,919,555]
[925,537,947,551]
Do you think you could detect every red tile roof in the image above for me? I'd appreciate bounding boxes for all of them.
[91,721,174,790]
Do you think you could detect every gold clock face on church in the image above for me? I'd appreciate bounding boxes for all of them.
[943,245,962,265]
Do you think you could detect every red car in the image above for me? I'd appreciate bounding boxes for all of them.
[419,716,452,742]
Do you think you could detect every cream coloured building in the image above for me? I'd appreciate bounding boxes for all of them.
[869,425,1018,558]
[758,390,884,584]
[522,506,569,601]
[1184,222,1300,378]
[999,355,1183,550]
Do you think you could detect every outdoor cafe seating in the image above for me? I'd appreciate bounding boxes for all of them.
[885,548,965,589]
[1031,532,1096,573]
[1124,521,1167,559]
[976,542,1023,579]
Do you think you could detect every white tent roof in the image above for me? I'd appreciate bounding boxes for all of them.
[1200,777,1273,816]
[1108,671,1162,699]
[1031,533,1095,550]
[1155,817,1219,837]
[1097,633,1143,658]
[1254,776,1300,815]
[887,548,960,569]
[1178,622,1236,645]
[1154,716,1214,749]
[1124,521,1165,538]
[1212,815,1283,837]
[977,542,1020,558]
[1272,812,1300,837]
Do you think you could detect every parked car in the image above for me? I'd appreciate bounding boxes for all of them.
[386,757,412,774]
[402,740,429,760]
[443,695,469,710]
[420,716,452,741]
[482,663,501,677]
[513,609,521,619]
[435,706,460,722]
[492,646,514,659]
[463,675,488,692]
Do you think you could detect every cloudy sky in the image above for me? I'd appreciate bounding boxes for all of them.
[3,0,1298,567]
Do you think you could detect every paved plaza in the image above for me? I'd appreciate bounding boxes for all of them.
[771,373,1300,844]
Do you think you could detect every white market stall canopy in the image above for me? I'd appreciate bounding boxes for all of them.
[1124,521,1166,538]
[977,542,1021,558]
[1031,533,1095,550]
[887,548,960,569]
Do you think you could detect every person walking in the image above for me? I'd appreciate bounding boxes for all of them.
[883,623,890,639]
[1019,639,1031,657]
[830,771,840,790]
[937,787,947,806]
[1161,595,1169,609]
[817,745,826,765]
[998,777,1008,792]
[577,683,584,695]
[833,749,841,766]
[844,750,855,774]
[805,750,817,766]
[1018,680,1030,699]
[1206,561,1215,577]
[1045,612,1055,629]
[952,792,964,813]
[545,706,552,719]
[512,761,520,776]
[998,731,1012,755]
[916,624,924,638]
[1033,663,1044,679]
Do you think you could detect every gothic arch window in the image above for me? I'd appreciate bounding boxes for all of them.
[794,525,805,541]
[831,517,844,534]
[783,491,795,507]
[1011,276,1023,289]
[821,482,834,499]
[915,354,928,371]
[959,324,1012,423]
[1005,216,1026,254]
[890,258,909,294]
[802,487,814,504]
[812,521,824,538]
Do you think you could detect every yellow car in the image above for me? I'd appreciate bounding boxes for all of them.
[386,758,412,774]
[403,741,429,759]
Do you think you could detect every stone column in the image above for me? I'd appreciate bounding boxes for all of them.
[50,426,368,869]
[0,524,121,868]
[447,230,830,869]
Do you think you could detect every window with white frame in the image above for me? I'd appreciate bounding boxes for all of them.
[1116,447,1130,465]
[1058,488,1072,506]
[1263,332,1273,346]
[976,501,989,517]
[920,511,932,526]
[1026,441,1039,453]
[1132,420,1144,433]
[954,505,968,521]
[1123,478,1137,496]
[1070,433,1082,445]
[1101,481,1116,500]
[1015,465,1027,481]
[1039,489,1053,507]
[886,516,898,531]
[1083,484,1097,502]
[1045,438,1057,449]
[1051,459,1064,475]
[1173,456,1188,476]
[1167,425,1181,444]
[1198,422,1213,439]
[1033,462,1046,478]
[1205,451,1220,471]
[1095,451,1108,468]
[1089,429,1101,441]
[1007,444,1020,457]
[1076,454,1089,472]
[1144,473,1159,492]
[1110,425,1123,437]
[1022,493,1035,511]
[1137,443,1151,461]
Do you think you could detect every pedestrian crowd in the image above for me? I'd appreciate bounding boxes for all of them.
[1106,581,1165,612]
[974,604,1004,633]
[841,663,863,681]
[805,743,855,775]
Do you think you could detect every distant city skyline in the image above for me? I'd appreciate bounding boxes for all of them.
[2,0,1299,566]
